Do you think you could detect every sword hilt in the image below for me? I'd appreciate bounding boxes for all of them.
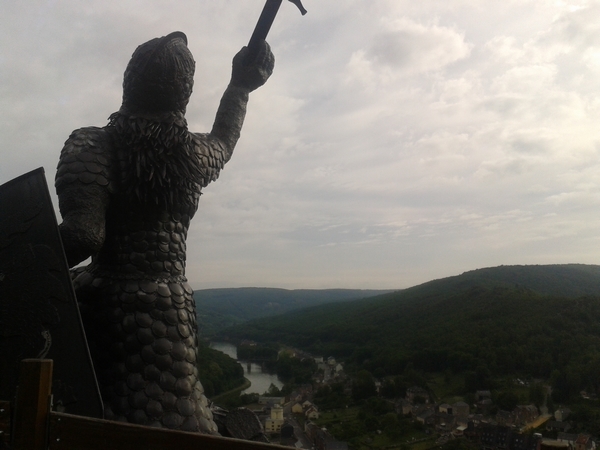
[245,0,307,65]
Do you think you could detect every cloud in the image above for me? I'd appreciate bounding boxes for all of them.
[344,17,472,89]
[3,1,600,289]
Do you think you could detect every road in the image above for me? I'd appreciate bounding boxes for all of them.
[521,414,552,432]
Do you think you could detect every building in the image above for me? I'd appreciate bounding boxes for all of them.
[305,422,348,450]
[453,401,470,417]
[556,434,597,450]
[407,386,429,403]
[264,405,284,433]
[259,396,285,406]
[305,405,320,420]
[439,403,452,414]
[291,402,304,414]
[480,424,541,450]
[555,408,571,422]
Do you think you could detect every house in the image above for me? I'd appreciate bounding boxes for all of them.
[289,384,313,404]
[556,433,596,450]
[453,401,470,417]
[305,405,319,420]
[288,391,302,404]
[555,434,596,450]
[477,391,492,402]
[291,402,304,414]
[396,399,412,416]
[454,425,468,437]
[514,405,539,426]
[575,435,596,450]
[555,408,571,422]
[439,403,452,414]
[407,386,429,403]
[416,408,435,425]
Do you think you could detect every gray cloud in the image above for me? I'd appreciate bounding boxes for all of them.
[2,1,600,289]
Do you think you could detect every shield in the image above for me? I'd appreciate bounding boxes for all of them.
[0,168,103,418]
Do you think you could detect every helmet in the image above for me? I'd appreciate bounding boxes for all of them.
[121,32,195,114]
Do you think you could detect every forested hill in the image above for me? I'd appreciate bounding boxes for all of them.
[221,264,600,400]
[194,287,393,336]
[454,264,600,297]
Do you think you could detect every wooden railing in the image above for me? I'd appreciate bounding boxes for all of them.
[8,359,290,450]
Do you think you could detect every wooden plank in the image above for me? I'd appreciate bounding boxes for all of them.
[0,400,10,447]
[48,412,291,450]
[12,359,53,450]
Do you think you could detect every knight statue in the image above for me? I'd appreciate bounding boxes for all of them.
[55,31,274,433]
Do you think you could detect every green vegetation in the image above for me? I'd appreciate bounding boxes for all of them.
[222,264,600,403]
[194,287,393,336]
[196,341,245,398]
[237,342,279,361]
[275,353,317,384]
[314,405,429,449]
[237,342,317,385]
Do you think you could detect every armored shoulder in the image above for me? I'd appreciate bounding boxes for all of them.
[55,127,116,194]
[190,133,229,188]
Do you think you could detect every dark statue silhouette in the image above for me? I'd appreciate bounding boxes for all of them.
[55,32,274,433]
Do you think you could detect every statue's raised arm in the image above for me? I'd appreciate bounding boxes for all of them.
[208,41,274,162]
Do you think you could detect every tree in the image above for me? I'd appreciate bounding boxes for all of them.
[495,391,518,411]
[265,383,282,396]
[528,382,545,407]
[352,370,377,401]
[442,438,479,450]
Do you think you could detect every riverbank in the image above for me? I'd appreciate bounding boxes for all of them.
[209,377,251,405]
[209,342,284,395]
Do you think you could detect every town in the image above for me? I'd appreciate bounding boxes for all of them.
[225,345,598,450]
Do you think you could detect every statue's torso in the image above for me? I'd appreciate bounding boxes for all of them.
[60,125,219,434]
[93,199,195,281]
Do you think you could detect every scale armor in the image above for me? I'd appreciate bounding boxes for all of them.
[56,31,272,435]
[56,124,225,433]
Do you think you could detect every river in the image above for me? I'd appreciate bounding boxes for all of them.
[209,342,284,395]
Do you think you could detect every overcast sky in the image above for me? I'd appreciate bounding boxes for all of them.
[2,1,600,290]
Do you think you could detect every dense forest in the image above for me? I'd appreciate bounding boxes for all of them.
[194,287,392,336]
[196,341,245,398]
[220,264,600,402]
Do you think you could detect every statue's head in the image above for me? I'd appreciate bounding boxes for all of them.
[121,32,195,115]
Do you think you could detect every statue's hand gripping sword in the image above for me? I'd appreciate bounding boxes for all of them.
[244,0,307,64]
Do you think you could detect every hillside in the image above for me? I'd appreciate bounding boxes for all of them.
[194,287,393,336]
[221,264,600,400]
